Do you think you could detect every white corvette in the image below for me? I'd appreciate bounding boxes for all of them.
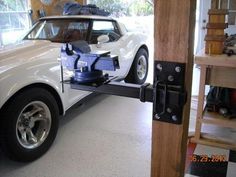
[0,15,149,161]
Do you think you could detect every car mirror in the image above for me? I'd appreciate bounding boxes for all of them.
[97,35,109,44]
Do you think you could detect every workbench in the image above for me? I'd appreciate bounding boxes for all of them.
[191,51,236,150]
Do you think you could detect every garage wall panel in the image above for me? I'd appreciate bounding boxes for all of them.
[30,0,85,21]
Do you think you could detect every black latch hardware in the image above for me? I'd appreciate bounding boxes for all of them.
[153,61,187,124]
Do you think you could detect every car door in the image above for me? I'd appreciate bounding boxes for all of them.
[89,20,130,77]
[61,20,92,109]
[89,20,121,48]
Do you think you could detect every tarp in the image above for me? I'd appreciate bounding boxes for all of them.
[63,3,110,16]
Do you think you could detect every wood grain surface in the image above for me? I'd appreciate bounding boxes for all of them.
[151,0,196,176]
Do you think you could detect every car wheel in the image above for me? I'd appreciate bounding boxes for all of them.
[125,48,148,84]
[0,88,59,162]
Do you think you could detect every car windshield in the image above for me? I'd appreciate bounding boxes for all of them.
[25,19,90,43]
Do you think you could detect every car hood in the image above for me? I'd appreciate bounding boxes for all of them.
[0,40,62,75]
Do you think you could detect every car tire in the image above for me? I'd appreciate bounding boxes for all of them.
[0,88,59,162]
[125,48,148,84]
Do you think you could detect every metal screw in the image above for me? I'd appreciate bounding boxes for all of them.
[167,108,172,113]
[175,66,181,73]
[172,115,178,122]
[155,114,161,119]
[156,64,162,71]
[168,75,174,82]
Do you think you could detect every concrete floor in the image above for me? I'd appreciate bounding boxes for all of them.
[0,95,152,177]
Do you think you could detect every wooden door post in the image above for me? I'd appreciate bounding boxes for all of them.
[151,0,196,177]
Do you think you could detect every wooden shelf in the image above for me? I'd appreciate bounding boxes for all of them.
[195,51,236,68]
[191,133,236,150]
[201,110,236,129]
[208,9,229,15]
[206,23,228,29]
[192,52,236,150]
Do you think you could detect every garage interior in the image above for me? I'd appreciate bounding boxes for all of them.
[1,0,236,177]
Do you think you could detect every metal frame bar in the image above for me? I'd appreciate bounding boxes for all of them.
[71,81,154,103]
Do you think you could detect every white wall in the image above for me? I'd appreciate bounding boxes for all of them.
[226,25,236,35]
[191,0,211,96]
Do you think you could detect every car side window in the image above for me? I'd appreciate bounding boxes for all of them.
[90,20,121,44]
[27,21,60,39]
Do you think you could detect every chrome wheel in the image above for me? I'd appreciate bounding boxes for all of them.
[137,55,147,80]
[16,101,51,149]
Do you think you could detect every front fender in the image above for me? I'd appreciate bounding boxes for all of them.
[0,60,64,112]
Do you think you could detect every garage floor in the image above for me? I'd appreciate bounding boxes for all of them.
[0,95,152,177]
[0,94,236,177]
